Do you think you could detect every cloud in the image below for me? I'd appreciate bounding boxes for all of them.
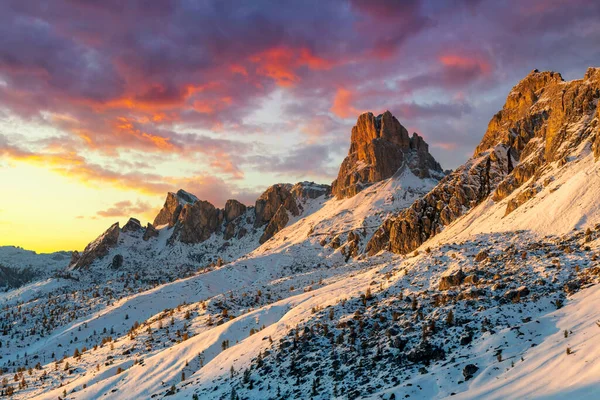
[96,200,153,218]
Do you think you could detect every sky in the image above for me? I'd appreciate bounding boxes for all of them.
[1,0,599,253]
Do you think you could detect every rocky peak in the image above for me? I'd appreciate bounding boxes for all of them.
[367,67,600,255]
[69,222,120,270]
[332,110,443,199]
[153,189,198,228]
[224,199,247,223]
[122,217,142,233]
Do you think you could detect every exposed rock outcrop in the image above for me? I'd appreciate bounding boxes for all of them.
[367,68,600,255]
[169,200,223,244]
[153,189,198,227]
[290,181,331,200]
[255,184,299,227]
[224,199,247,223]
[122,217,142,233]
[143,223,159,241]
[69,222,120,270]
[331,111,443,199]
[259,204,290,244]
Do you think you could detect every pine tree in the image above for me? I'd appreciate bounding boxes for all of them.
[446,310,454,326]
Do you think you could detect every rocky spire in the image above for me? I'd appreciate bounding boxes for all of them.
[153,189,198,227]
[367,68,600,255]
[331,111,443,199]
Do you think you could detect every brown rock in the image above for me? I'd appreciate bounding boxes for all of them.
[259,204,290,244]
[143,223,159,241]
[255,184,299,227]
[224,221,237,240]
[169,200,222,244]
[291,181,330,200]
[122,217,142,233]
[224,199,247,223]
[505,186,539,215]
[70,222,120,270]
[475,251,488,262]
[438,270,466,291]
[153,189,198,227]
[332,111,443,199]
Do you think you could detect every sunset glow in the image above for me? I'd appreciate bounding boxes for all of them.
[1,0,599,252]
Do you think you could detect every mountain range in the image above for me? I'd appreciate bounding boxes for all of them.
[1,67,600,399]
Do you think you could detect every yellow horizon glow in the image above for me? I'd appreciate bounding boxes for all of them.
[0,162,160,253]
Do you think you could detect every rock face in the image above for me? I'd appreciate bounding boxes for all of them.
[143,223,159,241]
[224,199,247,223]
[153,189,198,227]
[122,218,142,233]
[367,68,600,255]
[290,181,331,200]
[255,184,301,243]
[169,200,223,244]
[331,111,443,199]
[259,205,290,244]
[69,222,120,270]
[255,184,299,227]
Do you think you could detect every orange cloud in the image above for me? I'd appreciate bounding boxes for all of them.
[330,88,360,118]
[229,64,248,76]
[439,53,492,75]
[96,200,153,218]
[209,156,244,179]
[250,46,335,87]
[111,116,176,151]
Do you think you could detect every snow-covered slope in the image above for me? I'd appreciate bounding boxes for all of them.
[0,246,70,289]
[429,142,600,247]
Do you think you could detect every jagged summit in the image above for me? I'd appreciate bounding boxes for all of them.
[152,189,199,228]
[331,110,444,199]
[368,67,600,255]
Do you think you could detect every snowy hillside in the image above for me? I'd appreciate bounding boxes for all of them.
[0,246,70,289]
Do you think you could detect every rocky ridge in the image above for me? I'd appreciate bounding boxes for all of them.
[68,181,330,270]
[367,68,600,255]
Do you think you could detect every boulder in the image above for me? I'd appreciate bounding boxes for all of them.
[438,270,466,291]
[504,286,530,301]
[462,364,479,381]
[475,250,488,262]
[111,254,123,269]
